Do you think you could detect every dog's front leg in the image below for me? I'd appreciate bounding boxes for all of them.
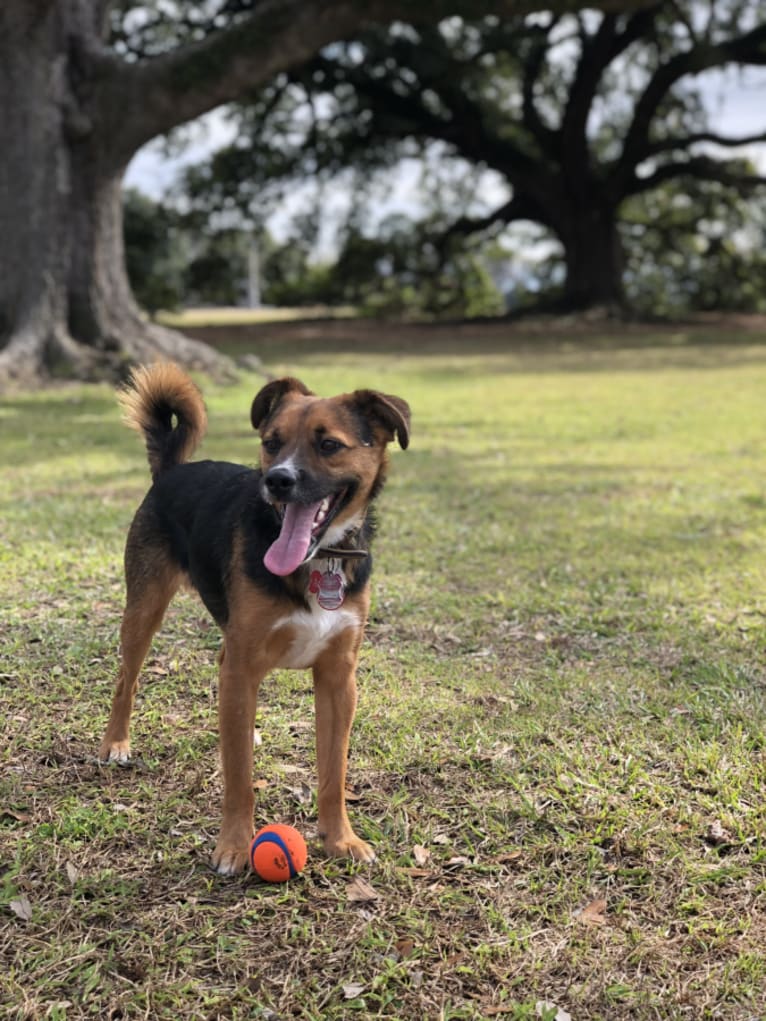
[313,637,375,863]
[212,641,265,875]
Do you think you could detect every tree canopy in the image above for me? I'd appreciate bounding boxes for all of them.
[180,0,766,314]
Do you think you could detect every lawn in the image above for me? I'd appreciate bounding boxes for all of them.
[2,322,766,1020]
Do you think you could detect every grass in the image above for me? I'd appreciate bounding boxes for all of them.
[2,321,766,1020]
[157,306,357,328]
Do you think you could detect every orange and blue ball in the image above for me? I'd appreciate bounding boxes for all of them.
[250,824,308,882]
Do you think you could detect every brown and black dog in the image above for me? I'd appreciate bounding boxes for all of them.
[99,364,410,874]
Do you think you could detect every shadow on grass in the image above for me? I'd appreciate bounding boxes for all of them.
[183,318,766,375]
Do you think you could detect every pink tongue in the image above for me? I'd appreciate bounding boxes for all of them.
[264,501,322,576]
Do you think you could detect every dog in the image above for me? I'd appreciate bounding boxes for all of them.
[99,364,410,874]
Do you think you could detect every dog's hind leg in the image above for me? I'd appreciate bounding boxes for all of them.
[99,551,181,763]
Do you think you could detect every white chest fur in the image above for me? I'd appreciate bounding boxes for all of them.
[272,604,361,670]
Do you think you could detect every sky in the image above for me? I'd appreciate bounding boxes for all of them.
[124,63,766,242]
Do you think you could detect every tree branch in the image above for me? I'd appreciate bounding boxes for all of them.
[561,3,662,177]
[627,156,766,195]
[617,20,766,185]
[646,129,766,156]
[99,0,658,164]
[439,194,550,247]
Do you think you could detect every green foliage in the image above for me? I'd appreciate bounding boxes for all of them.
[183,228,250,307]
[124,191,253,311]
[622,175,766,316]
[123,189,185,315]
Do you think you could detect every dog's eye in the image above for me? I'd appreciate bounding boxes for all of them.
[318,437,344,456]
[262,435,282,455]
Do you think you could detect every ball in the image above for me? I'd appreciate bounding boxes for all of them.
[250,823,308,882]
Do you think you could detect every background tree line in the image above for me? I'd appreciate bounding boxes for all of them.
[2,0,765,388]
[131,0,766,321]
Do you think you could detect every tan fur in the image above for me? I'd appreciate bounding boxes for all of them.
[118,363,207,476]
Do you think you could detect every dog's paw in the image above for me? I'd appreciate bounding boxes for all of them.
[212,841,251,876]
[99,739,131,764]
[323,833,376,864]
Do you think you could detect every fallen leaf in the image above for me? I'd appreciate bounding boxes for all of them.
[65,862,80,885]
[578,897,607,926]
[496,850,522,864]
[396,867,432,878]
[342,982,365,1000]
[347,877,379,904]
[413,844,431,866]
[9,895,33,921]
[253,778,269,790]
[395,938,415,959]
[1,808,31,824]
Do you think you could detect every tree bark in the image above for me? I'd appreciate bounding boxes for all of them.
[558,202,625,312]
[0,0,231,388]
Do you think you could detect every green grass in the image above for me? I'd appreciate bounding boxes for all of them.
[2,322,766,1020]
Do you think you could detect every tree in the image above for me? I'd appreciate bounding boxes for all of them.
[1,0,644,388]
[185,1,766,315]
[123,189,186,316]
[622,170,766,316]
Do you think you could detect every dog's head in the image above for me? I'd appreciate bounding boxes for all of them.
[250,377,410,576]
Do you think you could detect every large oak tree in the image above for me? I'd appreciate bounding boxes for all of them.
[186,0,766,313]
[0,0,651,387]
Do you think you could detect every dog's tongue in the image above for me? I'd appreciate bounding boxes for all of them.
[264,501,321,576]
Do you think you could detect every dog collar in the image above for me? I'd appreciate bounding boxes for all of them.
[315,545,368,560]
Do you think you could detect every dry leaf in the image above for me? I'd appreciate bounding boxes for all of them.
[65,862,80,885]
[413,844,430,866]
[342,982,366,1000]
[397,867,432,878]
[578,897,607,926]
[395,938,415,959]
[497,850,522,864]
[1,808,31,823]
[347,876,379,904]
[9,895,32,921]
[253,778,269,790]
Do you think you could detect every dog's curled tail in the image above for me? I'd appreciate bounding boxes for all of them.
[119,363,207,481]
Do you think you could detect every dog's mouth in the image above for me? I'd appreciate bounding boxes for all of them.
[264,490,347,576]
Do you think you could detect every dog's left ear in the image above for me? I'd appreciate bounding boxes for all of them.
[351,390,411,450]
[251,377,314,430]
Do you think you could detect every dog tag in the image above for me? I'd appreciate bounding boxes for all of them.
[309,567,345,610]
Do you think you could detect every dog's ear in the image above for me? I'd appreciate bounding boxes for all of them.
[351,390,411,450]
[250,377,314,430]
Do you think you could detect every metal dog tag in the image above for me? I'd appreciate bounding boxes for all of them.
[309,566,345,610]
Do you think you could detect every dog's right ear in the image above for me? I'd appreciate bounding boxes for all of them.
[250,377,314,430]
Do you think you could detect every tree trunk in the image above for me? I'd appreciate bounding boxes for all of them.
[0,1,233,388]
[558,201,626,313]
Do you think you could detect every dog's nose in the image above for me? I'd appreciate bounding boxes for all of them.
[265,466,299,498]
